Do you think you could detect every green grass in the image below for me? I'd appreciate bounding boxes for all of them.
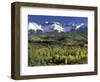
[28,41,87,66]
[28,30,88,66]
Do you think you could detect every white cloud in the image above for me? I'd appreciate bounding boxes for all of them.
[45,21,49,24]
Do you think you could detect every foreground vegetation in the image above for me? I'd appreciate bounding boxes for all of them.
[28,30,88,66]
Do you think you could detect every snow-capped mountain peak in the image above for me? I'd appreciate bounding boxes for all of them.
[51,22,64,32]
[28,22,43,32]
[28,22,87,33]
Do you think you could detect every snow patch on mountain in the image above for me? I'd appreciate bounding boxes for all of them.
[75,23,85,30]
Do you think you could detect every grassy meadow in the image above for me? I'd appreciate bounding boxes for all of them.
[28,30,88,66]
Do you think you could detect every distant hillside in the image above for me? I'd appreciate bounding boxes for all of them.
[28,28,87,47]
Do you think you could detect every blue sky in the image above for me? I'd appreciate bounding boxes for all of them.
[28,15,88,25]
